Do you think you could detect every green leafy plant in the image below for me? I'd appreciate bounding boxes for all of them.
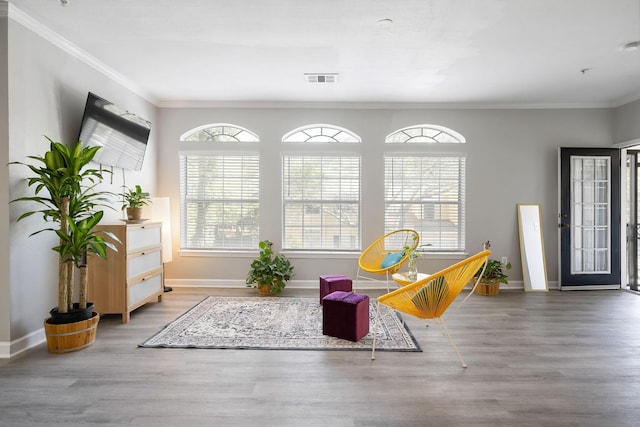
[475,259,512,284]
[404,245,422,261]
[121,185,150,209]
[10,137,116,315]
[246,240,294,294]
[54,211,117,309]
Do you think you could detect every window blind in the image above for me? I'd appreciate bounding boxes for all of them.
[180,154,260,249]
[384,155,465,251]
[283,155,360,250]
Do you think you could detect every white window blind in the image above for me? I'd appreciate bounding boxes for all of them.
[180,154,260,249]
[283,155,360,250]
[384,155,465,251]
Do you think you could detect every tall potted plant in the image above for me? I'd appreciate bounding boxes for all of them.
[246,240,294,295]
[10,137,116,352]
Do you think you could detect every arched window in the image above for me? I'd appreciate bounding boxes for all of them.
[282,124,361,250]
[385,124,465,144]
[384,125,466,252]
[283,124,361,143]
[181,123,259,142]
[179,124,260,250]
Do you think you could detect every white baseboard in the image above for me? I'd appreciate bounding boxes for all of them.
[167,278,333,289]
[166,278,554,291]
[0,327,45,359]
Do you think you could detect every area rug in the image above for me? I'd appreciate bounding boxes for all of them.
[140,296,421,352]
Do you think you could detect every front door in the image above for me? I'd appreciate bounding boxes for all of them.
[558,147,621,289]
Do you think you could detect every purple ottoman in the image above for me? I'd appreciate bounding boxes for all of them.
[322,291,369,342]
[319,274,353,304]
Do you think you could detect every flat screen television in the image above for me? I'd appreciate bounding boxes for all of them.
[78,92,151,171]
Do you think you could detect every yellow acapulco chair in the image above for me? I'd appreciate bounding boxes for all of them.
[371,249,491,368]
[355,229,419,292]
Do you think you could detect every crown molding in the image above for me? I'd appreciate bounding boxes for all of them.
[8,4,158,105]
[613,92,640,108]
[157,99,615,110]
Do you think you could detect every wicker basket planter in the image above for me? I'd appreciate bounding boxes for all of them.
[44,313,100,354]
[474,279,500,296]
[258,283,275,295]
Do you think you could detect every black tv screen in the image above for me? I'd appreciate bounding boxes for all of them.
[78,92,151,171]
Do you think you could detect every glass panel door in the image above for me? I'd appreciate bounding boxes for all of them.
[559,148,620,289]
[571,156,611,274]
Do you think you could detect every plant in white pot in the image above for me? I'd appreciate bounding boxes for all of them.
[10,137,117,352]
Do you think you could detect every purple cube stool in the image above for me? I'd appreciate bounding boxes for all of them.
[322,291,369,342]
[319,274,353,305]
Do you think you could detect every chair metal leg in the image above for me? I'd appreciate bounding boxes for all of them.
[371,301,381,360]
[384,271,393,293]
[438,318,467,368]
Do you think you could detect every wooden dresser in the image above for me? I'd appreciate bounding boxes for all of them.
[88,222,164,323]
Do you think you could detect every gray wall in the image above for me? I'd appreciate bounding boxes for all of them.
[4,17,157,351]
[613,98,640,144]
[157,106,613,288]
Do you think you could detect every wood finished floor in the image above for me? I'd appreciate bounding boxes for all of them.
[2,287,640,427]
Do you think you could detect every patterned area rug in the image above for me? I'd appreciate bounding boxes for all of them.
[140,296,421,351]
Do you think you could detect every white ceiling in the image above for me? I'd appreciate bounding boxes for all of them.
[9,0,640,107]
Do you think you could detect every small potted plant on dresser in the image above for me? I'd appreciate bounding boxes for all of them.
[246,240,294,295]
[474,258,512,296]
[121,185,150,221]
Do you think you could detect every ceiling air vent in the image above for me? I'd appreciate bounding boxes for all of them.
[304,73,339,84]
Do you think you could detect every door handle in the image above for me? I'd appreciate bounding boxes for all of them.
[558,223,570,229]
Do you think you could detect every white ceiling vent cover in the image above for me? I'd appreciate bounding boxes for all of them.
[304,73,339,84]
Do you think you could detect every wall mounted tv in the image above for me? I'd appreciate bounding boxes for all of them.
[78,92,151,171]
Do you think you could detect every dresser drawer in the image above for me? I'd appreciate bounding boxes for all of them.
[129,273,163,306]
[128,250,162,279]
[127,225,161,253]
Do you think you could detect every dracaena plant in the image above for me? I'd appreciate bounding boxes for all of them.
[54,211,117,309]
[10,137,117,314]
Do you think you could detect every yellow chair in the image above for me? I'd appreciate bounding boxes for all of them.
[356,229,419,292]
[371,249,491,368]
